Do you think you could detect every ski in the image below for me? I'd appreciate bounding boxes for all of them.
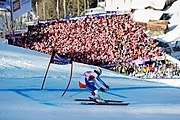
[81,102,129,106]
[74,98,123,103]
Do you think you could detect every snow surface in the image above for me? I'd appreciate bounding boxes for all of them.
[0,43,180,120]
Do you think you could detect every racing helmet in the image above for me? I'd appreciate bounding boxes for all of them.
[94,68,102,76]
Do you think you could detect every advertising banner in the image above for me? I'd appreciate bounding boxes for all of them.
[11,0,32,20]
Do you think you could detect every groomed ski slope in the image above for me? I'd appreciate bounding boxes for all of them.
[0,43,180,120]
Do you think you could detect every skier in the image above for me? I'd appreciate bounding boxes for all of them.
[79,68,110,102]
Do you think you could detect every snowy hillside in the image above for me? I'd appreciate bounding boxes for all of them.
[0,43,180,120]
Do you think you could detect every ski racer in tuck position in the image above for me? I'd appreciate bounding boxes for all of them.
[78,68,110,102]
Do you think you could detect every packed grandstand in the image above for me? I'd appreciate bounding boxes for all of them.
[6,11,179,79]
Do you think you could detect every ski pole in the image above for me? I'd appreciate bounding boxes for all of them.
[103,90,128,98]
[69,91,82,97]
[69,90,86,97]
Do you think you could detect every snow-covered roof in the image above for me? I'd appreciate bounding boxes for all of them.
[155,24,180,43]
[166,0,180,26]
[131,0,167,10]
[132,9,164,23]
[105,0,131,11]
[154,1,180,43]
[104,0,167,12]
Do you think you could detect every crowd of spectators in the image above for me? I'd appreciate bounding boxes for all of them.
[9,13,179,78]
[0,31,3,38]
[113,58,179,78]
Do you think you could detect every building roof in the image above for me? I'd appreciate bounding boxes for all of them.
[131,0,167,10]
[132,9,165,23]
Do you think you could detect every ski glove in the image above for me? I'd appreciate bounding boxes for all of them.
[100,87,105,92]
[104,84,110,89]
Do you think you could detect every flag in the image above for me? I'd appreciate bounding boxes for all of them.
[51,53,71,65]
[50,50,72,65]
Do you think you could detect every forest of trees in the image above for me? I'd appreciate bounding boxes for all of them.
[32,0,98,20]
